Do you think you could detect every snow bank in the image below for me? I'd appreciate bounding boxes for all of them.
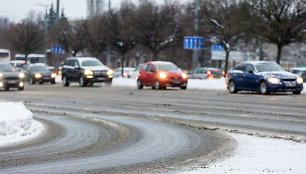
[0,102,33,136]
[178,133,306,174]
[112,77,227,90]
[0,102,43,146]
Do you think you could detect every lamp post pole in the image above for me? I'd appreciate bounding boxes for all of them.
[106,0,111,67]
[192,0,199,73]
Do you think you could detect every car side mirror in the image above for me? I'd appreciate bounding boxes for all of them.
[248,70,254,74]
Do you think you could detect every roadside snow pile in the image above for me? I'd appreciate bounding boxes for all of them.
[178,133,306,174]
[112,77,227,90]
[0,102,43,146]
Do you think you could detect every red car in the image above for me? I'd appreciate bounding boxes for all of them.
[137,61,188,90]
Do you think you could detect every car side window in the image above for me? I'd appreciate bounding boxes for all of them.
[142,64,148,71]
[235,64,246,72]
[148,65,155,73]
[302,71,306,76]
[246,64,255,73]
[73,60,79,67]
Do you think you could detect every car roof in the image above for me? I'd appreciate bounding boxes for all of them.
[290,67,306,70]
[149,61,175,65]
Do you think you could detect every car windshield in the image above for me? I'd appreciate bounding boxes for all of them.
[155,63,178,71]
[256,63,285,72]
[0,64,14,72]
[32,66,49,72]
[82,60,103,66]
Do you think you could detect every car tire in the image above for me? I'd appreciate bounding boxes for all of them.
[30,77,35,84]
[293,90,301,95]
[79,76,87,87]
[137,79,143,89]
[51,80,56,84]
[259,81,270,94]
[181,86,187,90]
[39,81,43,84]
[154,80,161,90]
[4,86,9,91]
[18,86,24,91]
[228,80,237,93]
[62,75,70,87]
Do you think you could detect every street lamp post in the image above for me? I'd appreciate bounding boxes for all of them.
[192,0,199,73]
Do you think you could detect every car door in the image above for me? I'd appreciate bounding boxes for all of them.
[244,64,259,90]
[139,64,149,85]
[71,60,81,81]
[146,64,156,86]
[233,64,246,89]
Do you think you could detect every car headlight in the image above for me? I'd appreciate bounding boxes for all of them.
[35,73,42,78]
[0,73,3,78]
[267,77,280,84]
[84,69,93,75]
[107,69,113,76]
[19,72,25,79]
[182,73,187,79]
[159,72,167,79]
[297,77,303,84]
[51,73,57,78]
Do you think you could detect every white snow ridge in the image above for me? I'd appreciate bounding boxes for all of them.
[0,102,43,146]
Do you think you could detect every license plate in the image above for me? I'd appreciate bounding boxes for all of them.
[8,80,17,84]
[285,82,296,87]
[172,81,182,85]
[96,77,105,81]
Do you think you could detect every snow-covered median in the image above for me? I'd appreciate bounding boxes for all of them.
[177,133,306,174]
[0,102,43,146]
[112,77,227,90]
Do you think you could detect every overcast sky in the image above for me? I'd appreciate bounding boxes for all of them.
[0,0,191,22]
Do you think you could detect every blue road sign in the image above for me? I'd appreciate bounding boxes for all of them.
[211,44,224,51]
[184,37,205,50]
[51,44,65,54]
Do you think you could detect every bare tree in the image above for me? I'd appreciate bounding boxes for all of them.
[199,0,248,74]
[135,1,182,61]
[51,19,89,56]
[109,1,137,75]
[252,0,306,64]
[87,14,109,59]
[7,20,46,64]
[0,17,10,49]
[87,0,104,17]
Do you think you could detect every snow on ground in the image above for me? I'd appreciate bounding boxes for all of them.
[177,133,306,174]
[0,102,44,147]
[112,77,306,93]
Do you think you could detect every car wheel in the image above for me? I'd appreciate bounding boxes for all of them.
[181,86,187,90]
[88,82,94,87]
[18,86,24,91]
[228,80,237,93]
[51,80,56,84]
[39,81,43,84]
[137,79,143,89]
[259,81,270,94]
[4,86,9,91]
[62,75,70,86]
[79,76,87,87]
[154,80,161,90]
[293,90,301,95]
[30,77,35,84]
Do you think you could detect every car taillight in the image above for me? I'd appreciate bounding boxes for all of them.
[59,67,62,71]
[222,71,225,76]
[13,68,16,72]
[207,70,211,77]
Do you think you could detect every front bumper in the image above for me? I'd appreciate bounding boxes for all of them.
[33,76,55,82]
[159,78,188,87]
[268,82,303,92]
[0,79,24,88]
[84,75,113,83]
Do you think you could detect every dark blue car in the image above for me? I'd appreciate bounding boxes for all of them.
[226,61,303,94]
